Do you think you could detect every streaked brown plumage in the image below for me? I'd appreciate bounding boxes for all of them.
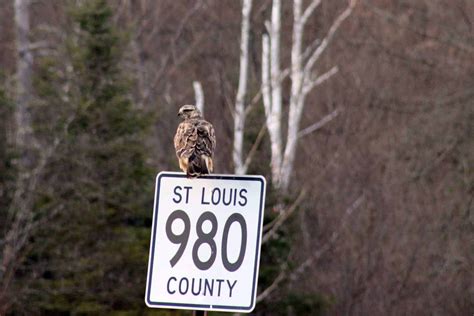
[174,105,216,177]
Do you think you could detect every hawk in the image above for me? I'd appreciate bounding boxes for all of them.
[174,104,216,177]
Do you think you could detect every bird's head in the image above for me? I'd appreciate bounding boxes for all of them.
[178,104,201,120]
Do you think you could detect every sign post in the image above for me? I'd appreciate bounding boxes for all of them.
[145,172,266,313]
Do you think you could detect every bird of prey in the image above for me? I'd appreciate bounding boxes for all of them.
[174,104,216,177]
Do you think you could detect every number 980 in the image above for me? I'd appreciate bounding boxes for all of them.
[165,210,247,272]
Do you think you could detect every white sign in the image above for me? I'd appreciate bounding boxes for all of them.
[145,172,266,313]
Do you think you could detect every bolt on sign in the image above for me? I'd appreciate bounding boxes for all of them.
[145,172,266,313]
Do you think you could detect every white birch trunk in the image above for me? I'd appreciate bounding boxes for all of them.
[268,0,282,187]
[193,81,204,115]
[260,0,356,192]
[261,35,272,120]
[14,0,33,152]
[233,0,252,175]
[268,0,283,187]
[280,0,305,191]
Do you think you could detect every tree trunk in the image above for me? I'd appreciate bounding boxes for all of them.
[233,0,252,175]
[268,0,283,187]
[14,0,33,154]
[0,0,34,309]
[280,0,305,191]
[261,0,355,193]
[193,81,204,115]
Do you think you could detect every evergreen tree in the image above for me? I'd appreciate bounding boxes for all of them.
[16,0,156,313]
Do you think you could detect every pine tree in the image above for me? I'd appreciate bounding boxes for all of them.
[16,0,156,313]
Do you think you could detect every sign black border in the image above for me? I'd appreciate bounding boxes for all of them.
[145,172,266,312]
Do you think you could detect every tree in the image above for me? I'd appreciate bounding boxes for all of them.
[13,0,34,154]
[1,0,470,314]
[262,0,356,192]
[231,0,356,192]
[222,1,360,312]
[233,0,253,175]
[0,0,38,311]
[9,0,154,313]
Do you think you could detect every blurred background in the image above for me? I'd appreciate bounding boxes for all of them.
[0,0,472,315]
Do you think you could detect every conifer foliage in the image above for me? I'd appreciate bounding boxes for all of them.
[15,0,154,313]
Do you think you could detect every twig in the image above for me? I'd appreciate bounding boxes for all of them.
[304,0,357,74]
[290,193,365,280]
[243,123,267,171]
[262,189,307,243]
[302,66,339,95]
[298,108,341,138]
[256,263,288,303]
[301,0,322,25]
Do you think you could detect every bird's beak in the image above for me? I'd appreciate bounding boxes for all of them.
[177,112,182,117]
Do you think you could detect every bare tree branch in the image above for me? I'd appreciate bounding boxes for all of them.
[244,90,262,116]
[243,65,290,118]
[290,193,365,280]
[277,1,356,191]
[257,193,365,302]
[140,1,206,105]
[262,189,306,244]
[304,0,357,75]
[256,263,288,303]
[302,37,321,61]
[243,123,266,172]
[2,93,77,302]
[302,65,339,95]
[301,0,322,25]
[298,108,341,138]
[365,0,474,54]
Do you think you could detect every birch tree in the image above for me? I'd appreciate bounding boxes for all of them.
[193,80,204,114]
[233,0,253,175]
[14,0,35,155]
[262,0,356,192]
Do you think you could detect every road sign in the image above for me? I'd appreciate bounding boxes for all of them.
[145,172,266,313]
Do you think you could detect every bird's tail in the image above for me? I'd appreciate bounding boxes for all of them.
[187,154,210,177]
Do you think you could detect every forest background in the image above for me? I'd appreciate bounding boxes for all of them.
[0,0,472,315]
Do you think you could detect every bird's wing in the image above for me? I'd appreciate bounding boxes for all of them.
[196,120,216,158]
[174,121,197,159]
